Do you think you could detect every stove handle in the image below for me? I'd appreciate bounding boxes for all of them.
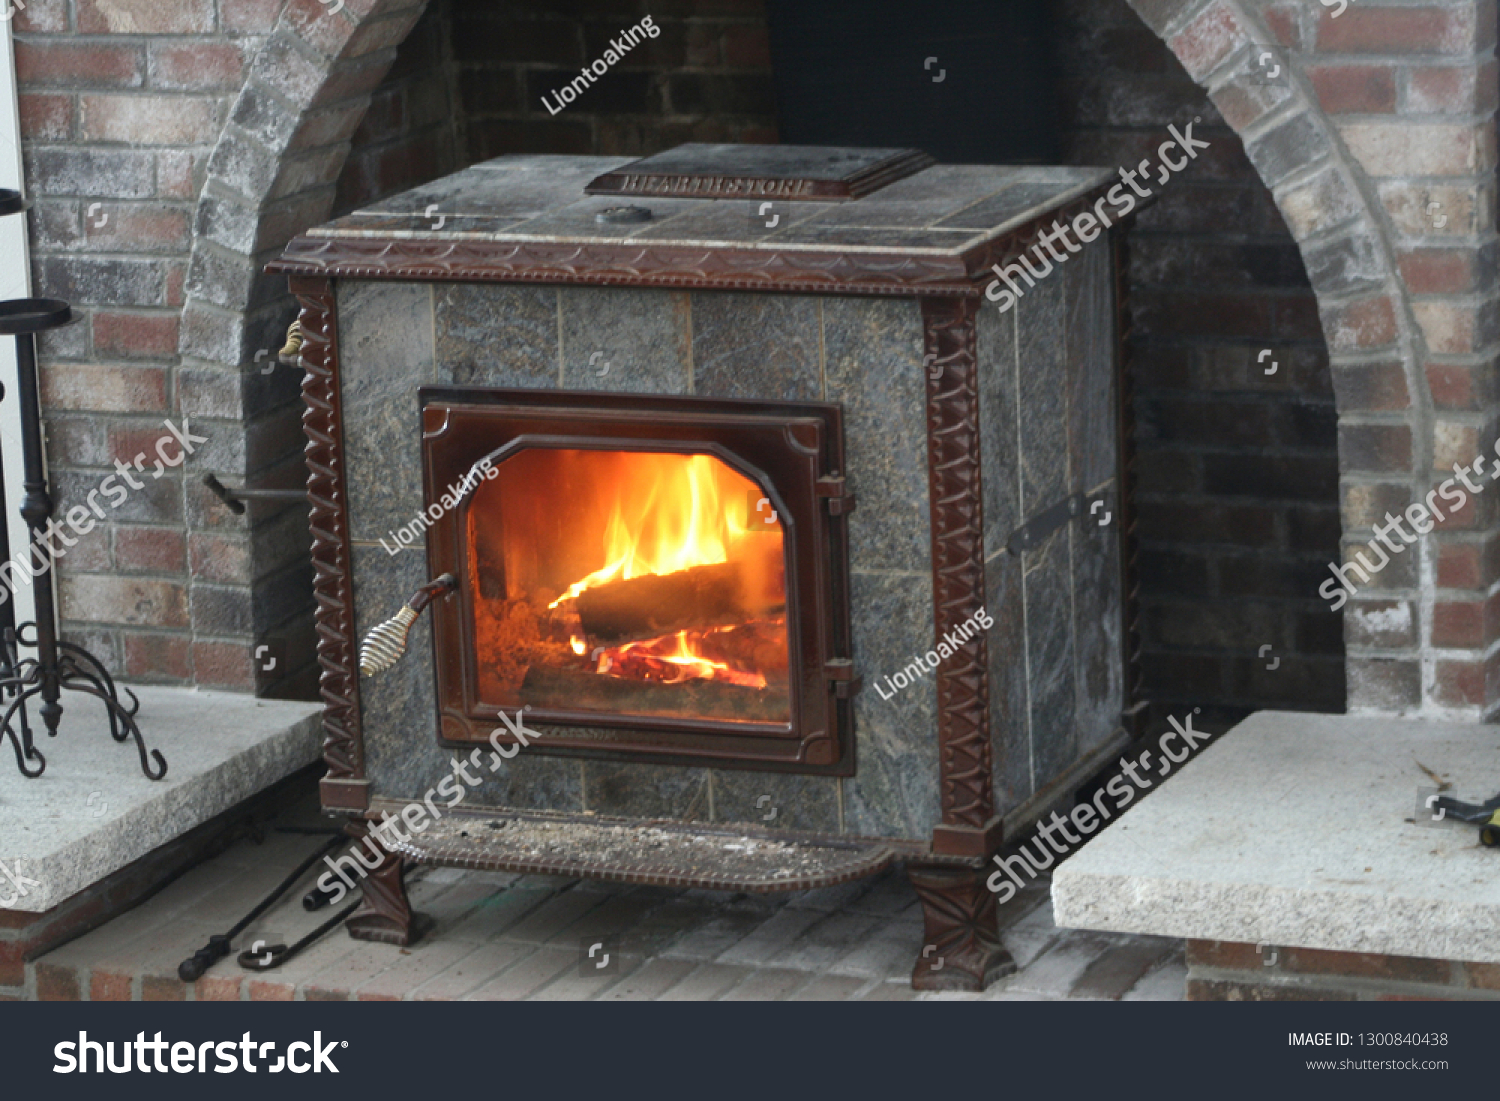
[358,573,457,677]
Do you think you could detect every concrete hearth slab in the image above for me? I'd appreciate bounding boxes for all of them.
[0,686,321,912]
[1053,712,1500,964]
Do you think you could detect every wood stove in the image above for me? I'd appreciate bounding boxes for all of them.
[269,144,1142,991]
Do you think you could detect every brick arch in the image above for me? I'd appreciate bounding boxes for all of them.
[181,0,433,373]
[182,0,1495,718]
[1128,0,1495,718]
[175,0,433,693]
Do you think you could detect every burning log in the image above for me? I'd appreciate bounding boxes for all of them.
[569,562,784,645]
[519,666,790,724]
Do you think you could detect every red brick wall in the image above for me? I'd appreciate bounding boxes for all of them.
[16,0,261,691]
[332,0,461,214]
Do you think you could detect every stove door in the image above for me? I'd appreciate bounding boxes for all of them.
[420,388,858,775]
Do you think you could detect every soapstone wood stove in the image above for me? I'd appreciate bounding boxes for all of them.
[269,144,1142,991]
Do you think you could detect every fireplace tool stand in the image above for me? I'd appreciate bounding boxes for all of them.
[0,189,165,781]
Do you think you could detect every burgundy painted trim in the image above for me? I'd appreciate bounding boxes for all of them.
[920,295,996,840]
[266,186,1115,298]
[291,274,369,813]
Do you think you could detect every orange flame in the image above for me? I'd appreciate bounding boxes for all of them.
[549,453,765,608]
[541,452,782,688]
[592,627,768,688]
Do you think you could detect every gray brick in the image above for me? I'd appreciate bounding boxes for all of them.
[230,81,303,150]
[611,896,727,958]
[246,34,327,109]
[180,302,247,368]
[500,887,609,945]
[38,318,89,361]
[411,942,533,1000]
[1128,0,1203,35]
[1002,930,1120,998]
[827,915,924,979]
[52,468,182,525]
[789,974,871,1000]
[1122,953,1188,1001]
[463,946,572,999]
[1277,164,1362,240]
[1001,896,1064,970]
[39,256,164,307]
[1245,111,1326,190]
[190,582,253,634]
[769,911,883,972]
[527,955,647,1001]
[26,147,155,200]
[544,891,664,948]
[31,200,83,251]
[252,561,312,632]
[1303,231,1386,298]
[178,366,243,420]
[445,883,556,943]
[594,958,700,1001]
[185,244,258,313]
[1069,937,1179,1000]
[269,145,349,202]
[717,907,825,966]
[195,193,261,256]
[353,941,476,1001]
[655,962,753,1000]
[719,967,812,1001]
[204,126,279,203]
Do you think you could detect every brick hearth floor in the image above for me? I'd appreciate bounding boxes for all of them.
[27,795,1185,1001]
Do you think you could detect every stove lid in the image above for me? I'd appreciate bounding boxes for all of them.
[583,143,933,202]
[270,147,1120,297]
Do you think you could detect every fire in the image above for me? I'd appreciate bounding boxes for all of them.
[472,447,789,714]
[591,626,769,688]
[540,452,782,690]
[549,454,759,608]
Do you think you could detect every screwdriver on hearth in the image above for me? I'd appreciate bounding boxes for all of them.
[1429,791,1500,847]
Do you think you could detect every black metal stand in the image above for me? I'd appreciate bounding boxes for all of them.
[0,189,165,780]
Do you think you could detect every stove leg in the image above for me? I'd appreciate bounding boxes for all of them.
[908,865,1015,992]
[344,826,425,947]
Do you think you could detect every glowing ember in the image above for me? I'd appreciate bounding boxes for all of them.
[590,624,775,688]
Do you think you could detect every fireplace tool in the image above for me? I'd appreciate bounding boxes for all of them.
[0,188,166,780]
[1430,791,1500,847]
[178,832,358,981]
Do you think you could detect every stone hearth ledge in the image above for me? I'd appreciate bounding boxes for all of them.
[0,687,321,912]
[1052,712,1500,965]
